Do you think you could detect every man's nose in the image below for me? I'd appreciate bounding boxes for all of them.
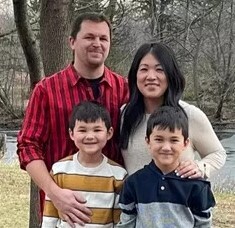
[92,37,101,46]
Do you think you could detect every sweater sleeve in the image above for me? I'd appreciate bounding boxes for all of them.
[186,104,226,178]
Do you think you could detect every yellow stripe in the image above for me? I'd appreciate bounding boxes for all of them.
[43,202,121,224]
[54,174,124,192]
[43,200,59,217]
[89,208,121,224]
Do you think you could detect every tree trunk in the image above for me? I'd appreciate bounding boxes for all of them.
[12,1,43,226]
[40,0,73,76]
[29,180,41,228]
[104,0,118,23]
[13,0,73,227]
[12,0,43,89]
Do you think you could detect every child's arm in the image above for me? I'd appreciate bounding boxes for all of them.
[190,183,216,228]
[116,177,137,228]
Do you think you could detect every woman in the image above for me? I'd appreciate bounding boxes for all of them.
[120,42,226,178]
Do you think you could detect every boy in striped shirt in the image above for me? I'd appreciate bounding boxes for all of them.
[42,101,127,228]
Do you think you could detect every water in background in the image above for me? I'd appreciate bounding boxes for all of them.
[210,134,235,191]
[2,130,235,189]
[2,131,18,163]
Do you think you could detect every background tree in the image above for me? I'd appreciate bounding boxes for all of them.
[12,0,42,89]
[12,0,73,227]
[40,0,73,75]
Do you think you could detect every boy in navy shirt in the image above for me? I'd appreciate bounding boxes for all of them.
[118,106,215,228]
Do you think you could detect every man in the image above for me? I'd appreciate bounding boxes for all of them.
[17,12,129,227]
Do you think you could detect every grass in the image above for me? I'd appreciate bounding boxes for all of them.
[0,161,235,228]
[0,161,30,228]
[213,192,235,227]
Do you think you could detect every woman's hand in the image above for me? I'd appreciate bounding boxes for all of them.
[48,187,92,227]
[175,160,203,179]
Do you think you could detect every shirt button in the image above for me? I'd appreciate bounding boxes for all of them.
[162,177,165,180]
[160,186,165,190]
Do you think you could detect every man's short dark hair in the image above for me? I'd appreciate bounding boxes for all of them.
[70,12,112,39]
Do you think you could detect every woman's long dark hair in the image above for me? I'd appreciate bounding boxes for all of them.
[120,42,185,149]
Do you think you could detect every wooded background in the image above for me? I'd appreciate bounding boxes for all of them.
[1,0,235,122]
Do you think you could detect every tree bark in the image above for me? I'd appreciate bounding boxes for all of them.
[12,0,43,89]
[29,180,41,228]
[104,0,117,23]
[12,0,43,227]
[40,0,73,76]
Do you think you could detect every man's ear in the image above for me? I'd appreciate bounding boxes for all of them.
[69,128,74,141]
[69,36,75,50]
[107,127,114,140]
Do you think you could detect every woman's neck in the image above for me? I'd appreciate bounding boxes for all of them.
[144,98,163,114]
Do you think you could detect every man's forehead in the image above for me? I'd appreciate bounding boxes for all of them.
[81,20,109,29]
[78,21,110,36]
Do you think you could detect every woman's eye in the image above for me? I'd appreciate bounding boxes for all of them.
[156,68,164,72]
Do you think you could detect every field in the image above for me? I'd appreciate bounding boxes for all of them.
[0,161,235,228]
